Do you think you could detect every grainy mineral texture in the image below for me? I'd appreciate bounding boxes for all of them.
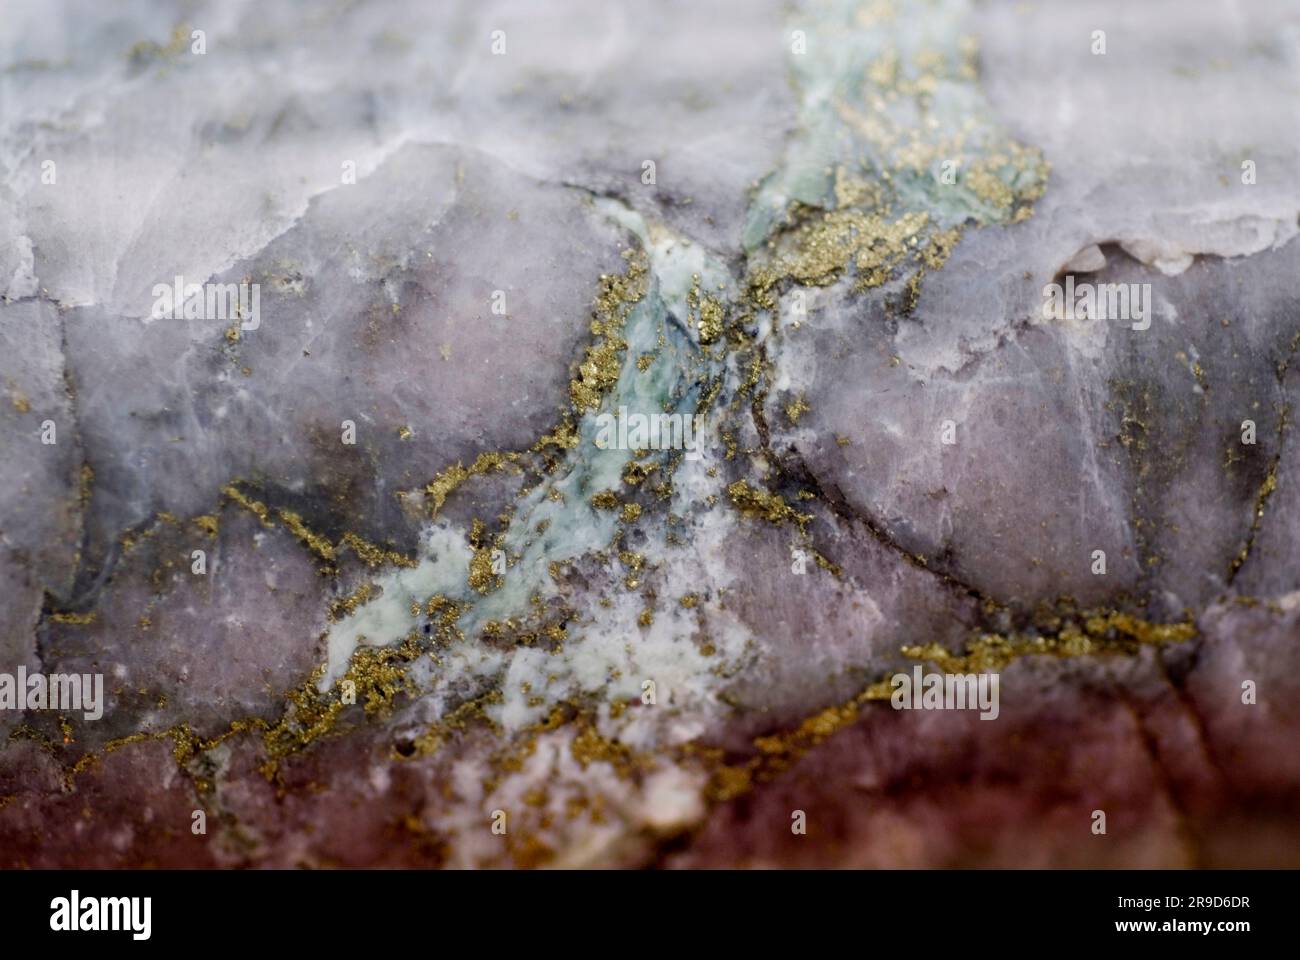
[0,0,1297,868]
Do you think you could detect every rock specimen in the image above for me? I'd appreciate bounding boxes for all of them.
[0,0,1296,867]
